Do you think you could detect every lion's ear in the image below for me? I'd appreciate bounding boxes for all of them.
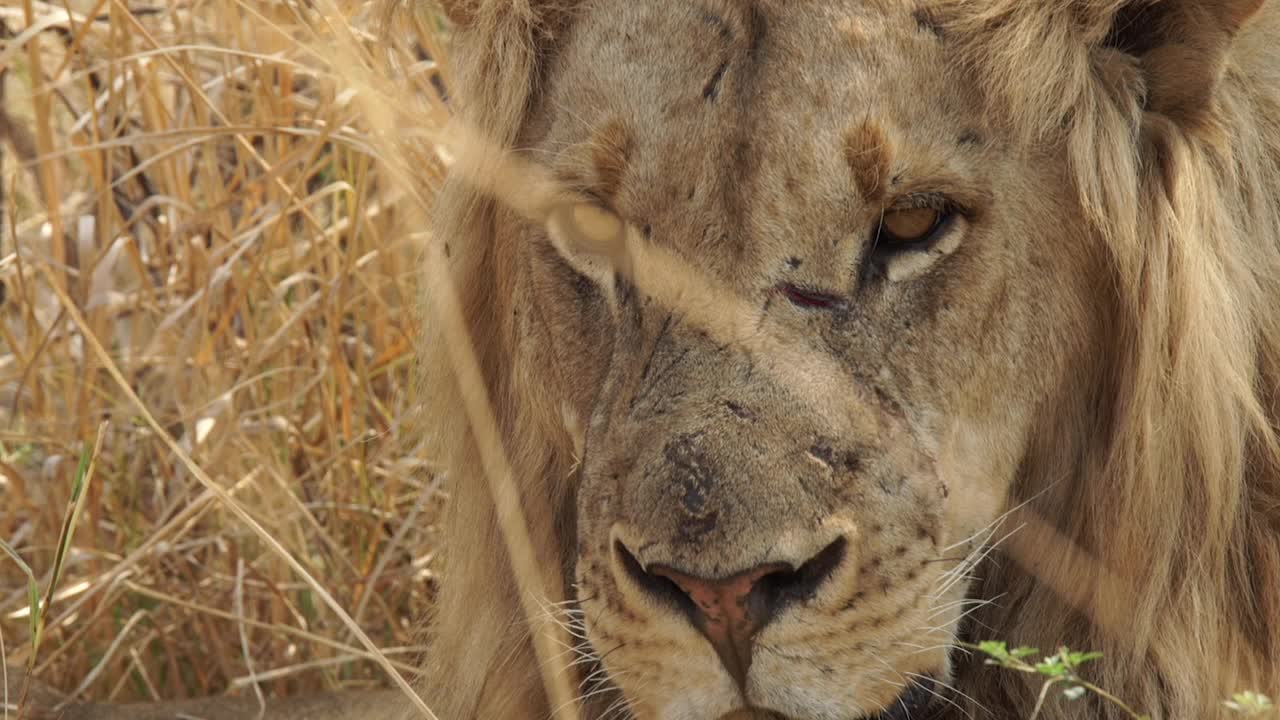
[435,0,473,27]
[435,0,578,30]
[1101,0,1267,124]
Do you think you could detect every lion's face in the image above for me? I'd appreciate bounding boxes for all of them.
[516,2,1105,718]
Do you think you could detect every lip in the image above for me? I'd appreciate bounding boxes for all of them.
[715,708,786,720]
[719,674,945,720]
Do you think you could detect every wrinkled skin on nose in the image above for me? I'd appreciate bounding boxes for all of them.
[585,317,936,577]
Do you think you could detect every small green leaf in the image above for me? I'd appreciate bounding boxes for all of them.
[1224,690,1275,716]
[1065,650,1104,667]
[1034,656,1068,678]
[977,640,1009,659]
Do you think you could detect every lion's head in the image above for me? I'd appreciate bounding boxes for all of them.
[416,1,1280,719]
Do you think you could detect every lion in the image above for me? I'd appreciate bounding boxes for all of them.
[22,1,1280,719]
[414,1,1280,719]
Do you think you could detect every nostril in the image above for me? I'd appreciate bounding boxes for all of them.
[805,537,848,583]
[614,540,698,617]
[765,536,847,607]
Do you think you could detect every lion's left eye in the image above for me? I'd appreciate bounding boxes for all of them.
[876,206,952,247]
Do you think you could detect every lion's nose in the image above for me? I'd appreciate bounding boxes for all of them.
[615,537,847,690]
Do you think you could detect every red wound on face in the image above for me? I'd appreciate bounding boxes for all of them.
[778,283,844,310]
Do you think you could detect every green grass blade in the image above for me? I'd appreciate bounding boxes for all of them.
[33,422,108,657]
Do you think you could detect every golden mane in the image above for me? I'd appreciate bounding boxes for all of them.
[414,6,583,718]
[941,2,1280,714]
[417,2,1280,718]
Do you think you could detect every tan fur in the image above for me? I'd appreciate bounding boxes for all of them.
[588,118,635,203]
[844,120,894,204]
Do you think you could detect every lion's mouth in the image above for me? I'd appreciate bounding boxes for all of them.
[714,675,945,720]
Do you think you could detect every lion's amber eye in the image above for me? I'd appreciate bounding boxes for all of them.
[878,206,947,246]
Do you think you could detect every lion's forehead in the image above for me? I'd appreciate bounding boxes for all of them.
[540,0,984,285]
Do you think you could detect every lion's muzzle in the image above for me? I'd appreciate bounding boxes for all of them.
[576,312,950,719]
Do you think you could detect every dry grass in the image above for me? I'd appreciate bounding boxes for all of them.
[0,0,454,706]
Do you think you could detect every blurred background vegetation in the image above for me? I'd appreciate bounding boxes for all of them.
[0,0,452,704]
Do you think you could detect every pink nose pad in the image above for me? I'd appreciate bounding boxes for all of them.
[617,536,848,691]
[647,563,790,689]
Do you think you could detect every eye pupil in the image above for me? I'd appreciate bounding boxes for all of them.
[879,207,945,245]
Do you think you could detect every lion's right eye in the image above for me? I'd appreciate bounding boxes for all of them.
[876,205,953,249]
[866,195,970,283]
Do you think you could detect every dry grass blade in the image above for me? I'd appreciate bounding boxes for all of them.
[0,536,38,663]
[421,243,584,720]
[235,557,267,719]
[18,0,66,287]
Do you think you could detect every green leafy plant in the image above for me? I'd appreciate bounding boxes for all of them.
[1224,690,1276,716]
[968,641,1149,720]
[972,641,1277,719]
